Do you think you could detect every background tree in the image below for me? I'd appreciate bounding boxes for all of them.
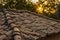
[56,4,60,19]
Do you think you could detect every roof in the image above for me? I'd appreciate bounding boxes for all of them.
[0,9,60,40]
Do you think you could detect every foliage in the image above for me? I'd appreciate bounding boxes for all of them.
[0,0,60,19]
[3,0,35,11]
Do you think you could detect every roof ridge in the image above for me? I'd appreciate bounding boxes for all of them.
[6,9,60,23]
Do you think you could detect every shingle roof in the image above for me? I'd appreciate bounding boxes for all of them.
[0,9,60,40]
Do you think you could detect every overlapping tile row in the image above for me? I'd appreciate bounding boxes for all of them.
[0,9,60,40]
[0,12,12,40]
[6,10,60,40]
[5,11,22,40]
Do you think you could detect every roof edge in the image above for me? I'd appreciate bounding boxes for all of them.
[6,9,60,23]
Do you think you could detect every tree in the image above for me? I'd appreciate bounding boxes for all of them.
[16,0,26,9]
[56,4,60,19]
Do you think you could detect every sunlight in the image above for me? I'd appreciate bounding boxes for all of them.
[43,1,48,5]
[26,0,60,14]
[44,8,49,13]
[50,8,56,13]
[36,6,43,13]
[58,0,60,2]
[31,0,39,3]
